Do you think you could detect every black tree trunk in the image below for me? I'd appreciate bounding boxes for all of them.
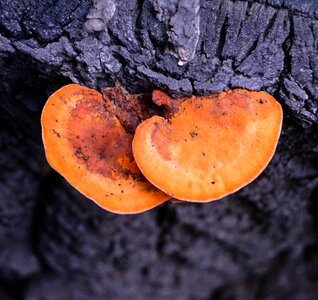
[0,0,318,299]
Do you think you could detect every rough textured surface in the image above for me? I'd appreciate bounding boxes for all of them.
[0,0,318,299]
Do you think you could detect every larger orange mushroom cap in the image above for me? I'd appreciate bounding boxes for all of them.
[41,84,170,214]
[132,89,283,202]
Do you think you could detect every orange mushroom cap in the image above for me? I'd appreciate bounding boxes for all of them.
[132,89,283,202]
[41,84,170,214]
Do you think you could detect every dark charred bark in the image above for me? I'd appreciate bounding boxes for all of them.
[0,0,318,299]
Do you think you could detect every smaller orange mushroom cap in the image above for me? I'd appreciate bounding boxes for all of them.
[132,89,283,202]
[41,84,170,214]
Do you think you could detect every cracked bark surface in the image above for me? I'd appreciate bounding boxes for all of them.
[0,0,318,299]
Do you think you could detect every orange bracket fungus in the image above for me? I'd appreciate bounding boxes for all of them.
[41,84,170,214]
[42,83,282,214]
[133,89,283,202]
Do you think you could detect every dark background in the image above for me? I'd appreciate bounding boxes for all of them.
[0,0,318,299]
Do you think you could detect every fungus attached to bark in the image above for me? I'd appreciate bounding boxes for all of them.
[132,89,283,202]
[41,84,170,214]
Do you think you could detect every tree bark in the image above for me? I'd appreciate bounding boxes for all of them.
[0,0,318,299]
